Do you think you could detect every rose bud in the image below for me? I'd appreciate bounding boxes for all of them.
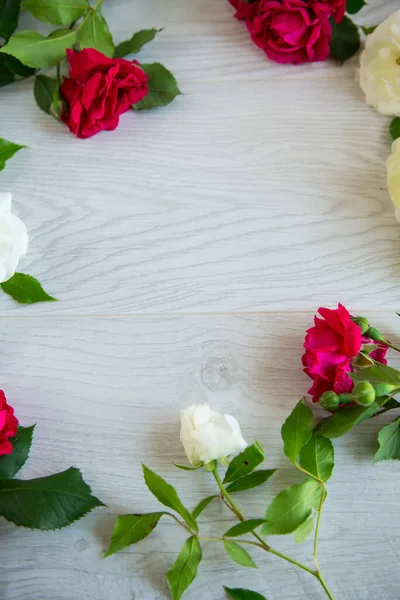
[180,404,247,466]
[351,316,370,335]
[319,391,339,411]
[353,382,376,407]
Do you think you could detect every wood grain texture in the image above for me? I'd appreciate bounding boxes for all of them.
[0,0,399,314]
[1,312,400,599]
[1,1,400,599]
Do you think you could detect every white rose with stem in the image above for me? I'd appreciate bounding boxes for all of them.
[178,404,334,599]
[106,402,336,599]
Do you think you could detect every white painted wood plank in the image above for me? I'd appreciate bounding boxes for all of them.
[1,312,400,599]
[0,0,399,314]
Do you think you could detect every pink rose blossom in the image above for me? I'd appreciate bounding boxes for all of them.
[302,304,388,403]
[0,391,18,456]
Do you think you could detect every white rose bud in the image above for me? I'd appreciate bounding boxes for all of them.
[359,10,400,116]
[0,193,29,283]
[387,138,400,222]
[180,404,247,466]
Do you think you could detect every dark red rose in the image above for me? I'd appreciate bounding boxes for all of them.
[60,48,149,139]
[228,0,260,21]
[312,0,346,24]
[0,390,18,456]
[246,0,332,64]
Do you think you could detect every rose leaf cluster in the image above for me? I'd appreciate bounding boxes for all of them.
[0,391,104,529]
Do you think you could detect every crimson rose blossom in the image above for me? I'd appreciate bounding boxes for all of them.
[0,390,18,456]
[302,304,387,403]
[60,48,149,139]
[228,0,260,21]
[246,0,332,64]
[312,0,346,24]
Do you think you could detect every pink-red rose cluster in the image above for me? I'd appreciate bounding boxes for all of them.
[0,390,18,456]
[302,304,387,403]
[228,0,346,65]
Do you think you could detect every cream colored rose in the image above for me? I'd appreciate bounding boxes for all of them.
[180,404,247,466]
[387,138,400,221]
[359,11,400,115]
[0,193,28,283]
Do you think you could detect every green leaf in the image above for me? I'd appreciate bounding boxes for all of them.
[142,464,198,532]
[133,62,181,111]
[361,25,376,35]
[34,75,58,115]
[0,28,76,68]
[224,588,267,600]
[166,536,202,600]
[318,395,388,438]
[294,514,315,544]
[0,0,21,40]
[262,480,319,535]
[224,541,257,568]
[351,364,400,387]
[346,0,366,14]
[104,512,164,557]
[379,398,400,411]
[374,417,400,462]
[225,469,277,494]
[77,2,114,58]
[3,54,35,77]
[23,0,88,26]
[114,28,161,59]
[281,400,313,465]
[330,16,361,63]
[390,118,400,142]
[192,495,218,519]
[224,519,265,538]
[223,442,264,484]
[0,467,104,529]
[0,138,25,171]
[0,55,15,86]
[1,273,57,305]
[0,425,35,479]
[299,435,334,482]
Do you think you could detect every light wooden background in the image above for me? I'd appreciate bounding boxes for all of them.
[1,1,400,599]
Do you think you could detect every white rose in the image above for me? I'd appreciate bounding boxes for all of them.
[387,138,400,222]
[180,404,247,466]
[359,11,400,116]
[0,193,29,283]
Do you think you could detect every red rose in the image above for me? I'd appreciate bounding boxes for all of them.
[0,391,18,456]
[60,48,149,139]
[302,304,388,403]
[246,0,332,64]
[228,0,260,21]
[312,0,346,24]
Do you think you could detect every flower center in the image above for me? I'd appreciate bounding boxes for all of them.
[397,57,400,66]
